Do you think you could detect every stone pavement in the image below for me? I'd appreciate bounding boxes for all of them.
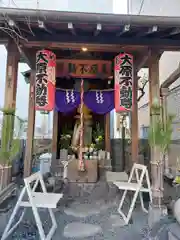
[0,179,179,239]
[0,195,149,240]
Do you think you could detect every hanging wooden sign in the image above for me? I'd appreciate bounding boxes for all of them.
[56,60,111,78]
[35,49,56,111]
[114,53,133,112]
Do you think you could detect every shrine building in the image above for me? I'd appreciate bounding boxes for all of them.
[0,8,180,183]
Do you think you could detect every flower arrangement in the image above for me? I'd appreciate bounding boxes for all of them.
[59,125,72,150]
[60,134,71,149]
[89,143,96,152]
[93,123,104,150]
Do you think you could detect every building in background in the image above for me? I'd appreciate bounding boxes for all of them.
[128,0,180,140]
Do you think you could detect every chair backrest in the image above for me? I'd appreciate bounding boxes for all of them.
[24,172,41,185]
[128,163,147,186]
[24,171,47,199]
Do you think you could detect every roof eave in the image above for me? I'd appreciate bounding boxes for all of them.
[1,7,180,27]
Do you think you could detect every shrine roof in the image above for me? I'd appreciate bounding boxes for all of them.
[1,7,180,51]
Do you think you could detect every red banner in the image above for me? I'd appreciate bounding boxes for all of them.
[35,50,56,111]
[114,53,133,112]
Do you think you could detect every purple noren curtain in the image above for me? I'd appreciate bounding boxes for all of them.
[84,90,114,114]
[55,90,80,113]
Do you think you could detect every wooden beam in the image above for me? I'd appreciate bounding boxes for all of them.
[24,70,36,177]
[23,41,146,53]
[94,23,102,36]
[131,73,138,164]
[161,63,180,88]
[105,112,110,152]
[135,49,151,71]
[162,27,180,38]
[68,22,76,35]
[136,26,158,37]
[19,47,36,69]
[51,110,58,172]
[1,39,19,149]
[22,33,180,49]
[3,40,19,109]
[116,24,130,37]
[135,49,163,72]
[149,50,163,206]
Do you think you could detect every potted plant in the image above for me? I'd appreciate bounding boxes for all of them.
[0,108,26,190]
[148,101,174,208]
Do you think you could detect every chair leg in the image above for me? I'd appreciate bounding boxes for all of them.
[31,206,57,240]
[139,192,148,213]
[46,209,58,240]
[31,205,46,240]
[146,171,152,203]
[125,190,140,224]
[118,189,128,212]
[1,188,26,240]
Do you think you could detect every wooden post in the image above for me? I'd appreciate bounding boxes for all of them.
[149,50,162,206]
[51,109,58,172]
[131,72,139,164]
[105,112,110,152]
[4,40,19,109]
[161,87,170,175]
[1,40,19,147]
[24,71,36,177]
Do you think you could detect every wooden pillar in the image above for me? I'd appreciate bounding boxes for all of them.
[161,87,170,175]
[131,72,139,164]
[1,40,19,148]
[149,50,162,206]
[24,71,36,177]
[4,40,19,109]
[105,112,111,152]
[51,109,58,171]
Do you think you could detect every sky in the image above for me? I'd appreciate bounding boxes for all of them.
[0,0,128,132]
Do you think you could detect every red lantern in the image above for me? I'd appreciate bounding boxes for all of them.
[114,53,133,112]
[35,50,56,111]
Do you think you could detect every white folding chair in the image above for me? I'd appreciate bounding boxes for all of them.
[113,163,152,225]
[1,171,63,240]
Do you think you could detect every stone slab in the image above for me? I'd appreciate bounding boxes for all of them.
[64,200,114,218]
[106,171,128,182]
[63,222,102,238]
[109,214,127,227]
[168,232,179,240]
[168,223,180,240]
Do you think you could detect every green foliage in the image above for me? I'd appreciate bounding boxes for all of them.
[148,103,174,153]
[93,123,104,150]
[59,124,72,149]
[93,123,104,140]
[0,108,26,166]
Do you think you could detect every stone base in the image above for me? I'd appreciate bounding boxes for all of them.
[67,159,98,183]
[148,203,168,228]
[66,180,119,201]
